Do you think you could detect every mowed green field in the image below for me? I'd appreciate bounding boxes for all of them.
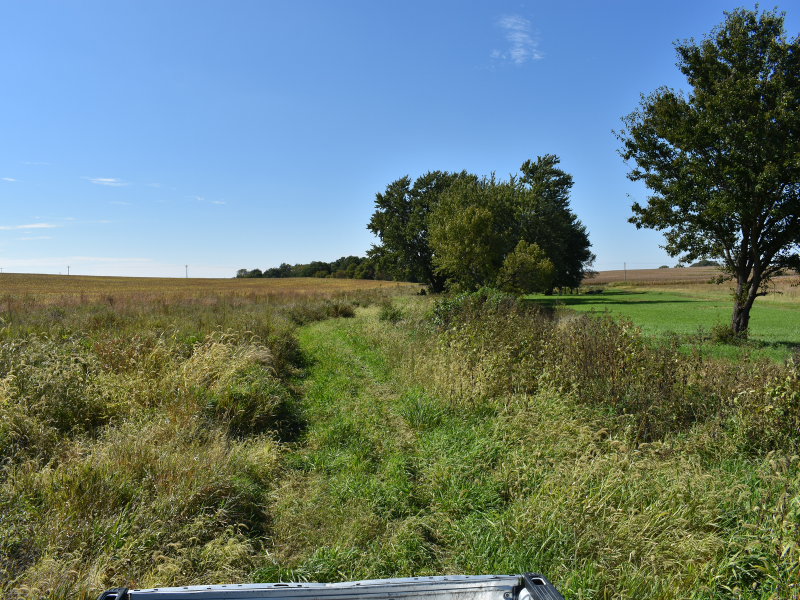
[527,287,800,360]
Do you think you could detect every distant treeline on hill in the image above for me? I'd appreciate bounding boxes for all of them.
[235,256,397,280]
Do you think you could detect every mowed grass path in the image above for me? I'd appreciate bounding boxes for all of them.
[271,309,524,579]
[526,288,800,359]
[268,306,795,597]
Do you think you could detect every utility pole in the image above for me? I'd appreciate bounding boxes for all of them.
[624,262,626,282]
[67,266,70,276]
[185,265,188,278]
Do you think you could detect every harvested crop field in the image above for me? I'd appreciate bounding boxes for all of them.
[0,273,419,304]
[583,267,798,289]
[589,267,723,284]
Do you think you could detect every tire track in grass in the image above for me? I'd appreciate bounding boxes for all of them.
[268,309,513,581]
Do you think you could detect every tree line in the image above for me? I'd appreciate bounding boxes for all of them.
[236,256,388,280]
[238,155,595,295]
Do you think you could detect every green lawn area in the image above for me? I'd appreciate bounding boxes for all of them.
[526,288,799,361]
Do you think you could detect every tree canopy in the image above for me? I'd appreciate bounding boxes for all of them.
[517,156,595,291]
[367,171,469,292]
[368,158,593,295]
[428,174,556,294]
[618,7,800,332]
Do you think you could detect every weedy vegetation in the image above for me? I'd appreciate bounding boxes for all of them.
[0,285,382,598]
[1,276,798,599]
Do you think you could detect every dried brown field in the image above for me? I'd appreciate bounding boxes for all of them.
[589,266,723,284]
[0,273,420,311]
[588,267,800,302]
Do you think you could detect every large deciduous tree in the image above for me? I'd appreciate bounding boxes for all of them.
[427,175,519,291]
[367,171,468,292]
[518,155,595,294]
[427,158,592,295]
[618,8,800,333]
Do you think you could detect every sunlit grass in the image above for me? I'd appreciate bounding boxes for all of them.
[0,289,375,598]
[525,288,800,361]
[2,281,798,599]
[264,296,800,598]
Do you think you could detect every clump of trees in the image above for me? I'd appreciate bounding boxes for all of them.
[240,156,594,295]
[618,7,800,333]
[690,260,720,268]
[236,256,385,280]
[368,156,594,295]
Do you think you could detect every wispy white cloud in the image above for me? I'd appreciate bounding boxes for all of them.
[211,200,226,205]
[110,201,131,206]
[19,161,50,165]
[0,223,58,230]
[493,15,542,65]
[83,177,130,186]
[3,178,17,182]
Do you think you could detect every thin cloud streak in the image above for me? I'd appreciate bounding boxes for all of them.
[3,178,17,182]
[493,15,542,64]
[0,223,58,230]
[84,177,130,186]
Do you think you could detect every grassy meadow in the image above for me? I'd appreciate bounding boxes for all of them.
[1,273,798,599]
[525,272,799,361]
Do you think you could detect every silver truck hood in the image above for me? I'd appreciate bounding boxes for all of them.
[98,574,564,600]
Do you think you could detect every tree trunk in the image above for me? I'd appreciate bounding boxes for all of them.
[730,301,751,332]
[730,273,759,333]
[427,271,447,294]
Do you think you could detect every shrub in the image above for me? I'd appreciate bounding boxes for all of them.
[378,301,404,323]
[326,300,356,319]
[412,294,798,451]
[710,321,748,345]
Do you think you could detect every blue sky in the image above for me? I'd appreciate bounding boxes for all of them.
[2,1,797,278]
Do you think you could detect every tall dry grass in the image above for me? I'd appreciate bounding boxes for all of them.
[354,292,800,596]
[3,283,799,598]
[0,289,375,598]
[387,291,800,451]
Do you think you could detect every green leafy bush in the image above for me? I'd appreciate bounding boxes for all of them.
[711,321,749,345]
[378,301,404,323]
